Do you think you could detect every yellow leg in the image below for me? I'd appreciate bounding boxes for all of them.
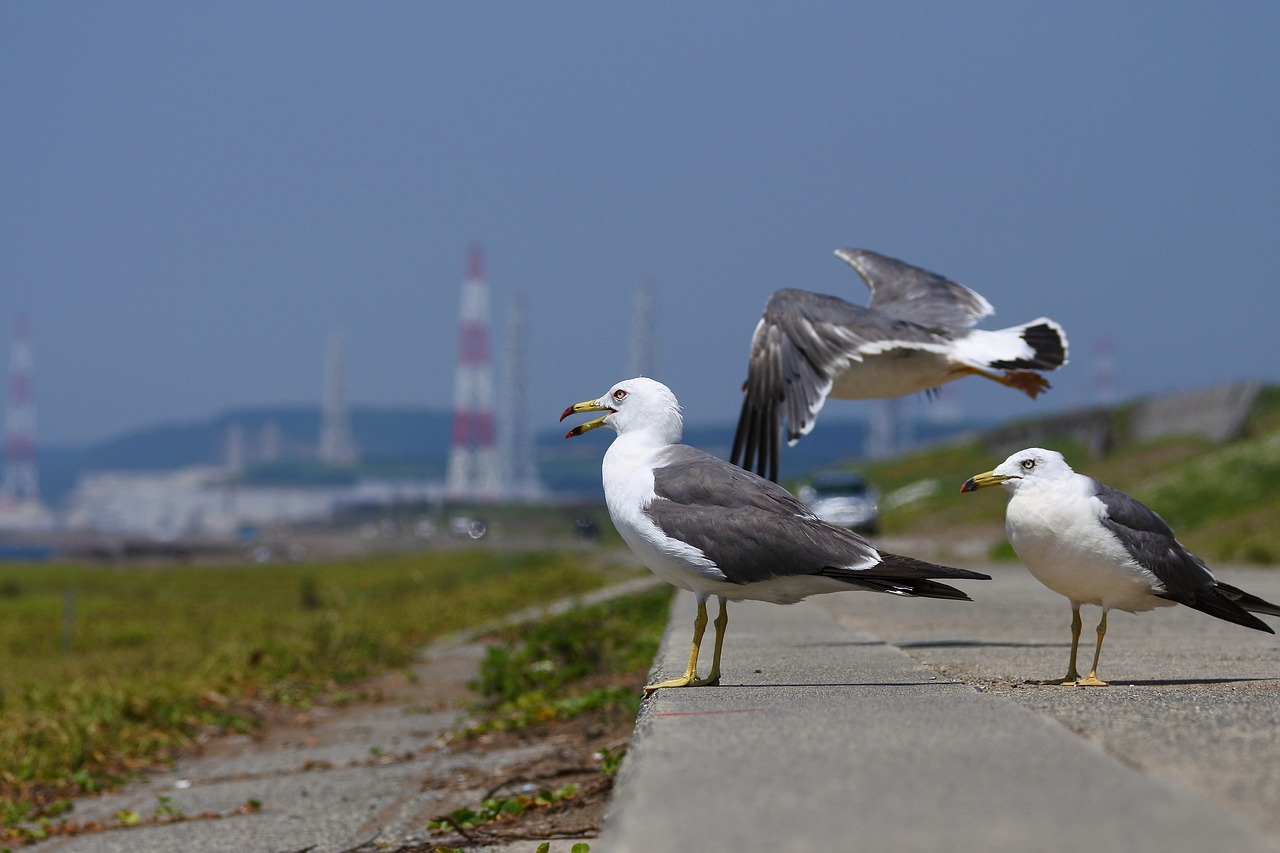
[1064,605,1083,683]
[955,365,1050,399]
[1031,603,1083,685]
[702,597,729,686]
[1075,611,1109,686]
[644,597,723,694]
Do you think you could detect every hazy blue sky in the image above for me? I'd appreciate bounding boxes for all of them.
[4,4,1279,447]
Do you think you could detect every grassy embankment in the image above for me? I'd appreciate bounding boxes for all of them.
[856,386,1280,564]
[0,547,650,826]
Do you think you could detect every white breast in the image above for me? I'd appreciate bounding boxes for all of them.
[601,434,729,593]
[1005,479,1171,613]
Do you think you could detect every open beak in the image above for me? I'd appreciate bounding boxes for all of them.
[561,399,613,438]
[960,470,1012,493]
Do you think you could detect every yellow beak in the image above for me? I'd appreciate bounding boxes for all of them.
[960,469,1012,493]
[560,399,613,438]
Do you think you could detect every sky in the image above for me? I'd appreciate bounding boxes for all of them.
[3,3,1279,448]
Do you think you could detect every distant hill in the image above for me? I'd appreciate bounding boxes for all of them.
[37,407,455,505]
[35,404,991,506]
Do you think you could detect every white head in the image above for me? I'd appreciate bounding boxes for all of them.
[561,377,684,444]
[960,447,1076,495]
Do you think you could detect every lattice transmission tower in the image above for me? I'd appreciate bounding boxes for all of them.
[498,293,544,500]
[318,330,359,465]
[629,276,654,378]
[1,316,40,505]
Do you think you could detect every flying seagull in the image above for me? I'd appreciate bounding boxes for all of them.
[962,447,1280,686]
[562,377,990,693]
[732,248,1068,481]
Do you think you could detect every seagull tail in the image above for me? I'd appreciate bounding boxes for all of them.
[820,575,975,601]
[819,554,991,601]
[952,318,1069,373]
[874,553,993,582]
[1217,582,1280,623]
[1166,584,1278,634]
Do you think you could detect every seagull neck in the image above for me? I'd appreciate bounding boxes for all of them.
[617,425,678,448]
[606,427,678,465]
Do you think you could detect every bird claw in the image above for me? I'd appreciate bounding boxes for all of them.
[1001,370,1050,398]
[642,672,720,695]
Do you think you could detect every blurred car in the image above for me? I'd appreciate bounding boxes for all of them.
[796,470,880,534]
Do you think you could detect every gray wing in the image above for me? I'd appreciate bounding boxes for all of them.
[1093,482,1213,591]
[835,248,994,334]
[648,445,883,585]
[729,288,943,481]
[647,446,988,595]
[1094,481,1273,630]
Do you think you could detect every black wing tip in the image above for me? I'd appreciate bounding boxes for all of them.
[730,388,781,482]
[892,579,976,601]
[879,552,992,582]
[1160,585,1278,633]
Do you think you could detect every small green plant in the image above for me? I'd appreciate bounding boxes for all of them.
[476,589,671,702]
[595,746,625,775]
[153,795,183,820]
[427,784,580,834]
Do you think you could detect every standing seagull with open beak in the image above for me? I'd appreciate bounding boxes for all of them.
[563,376,990,694]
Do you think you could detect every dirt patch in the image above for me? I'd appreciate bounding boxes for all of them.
[396,713,630,851]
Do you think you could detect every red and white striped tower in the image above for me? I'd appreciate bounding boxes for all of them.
[446,245,502,500]
[2,316,42,507]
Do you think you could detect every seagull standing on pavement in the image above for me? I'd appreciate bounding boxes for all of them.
[563,377,990,694]
[962,447,1280,685]
[733,248,1068,481]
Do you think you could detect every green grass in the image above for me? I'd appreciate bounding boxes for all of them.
[0,549,635,818]
[467,585,672,732]
[425,586,671,848]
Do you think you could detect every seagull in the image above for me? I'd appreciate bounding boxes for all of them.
[562,377,990,693]
[732,248,1068,481]
[962,447,1280,686]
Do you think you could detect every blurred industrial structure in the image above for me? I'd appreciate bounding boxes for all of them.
[0,316,54,531]
[318,330,359,466]
[629,276,654,378]
[497,293,546,500]
[446,245,503,500]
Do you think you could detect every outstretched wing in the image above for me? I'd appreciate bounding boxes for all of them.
[730,288,939,481]
[835,248,993,334]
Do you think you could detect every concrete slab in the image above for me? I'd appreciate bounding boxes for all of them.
[602,580,1280,853]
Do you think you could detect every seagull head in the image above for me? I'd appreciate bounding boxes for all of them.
[561,377,684,443]
[960,447,1074,494]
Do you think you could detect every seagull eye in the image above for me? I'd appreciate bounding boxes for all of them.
[1021,459,1036,471]
[612,389,628,402]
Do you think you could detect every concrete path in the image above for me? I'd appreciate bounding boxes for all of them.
[602,565,1280,853]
